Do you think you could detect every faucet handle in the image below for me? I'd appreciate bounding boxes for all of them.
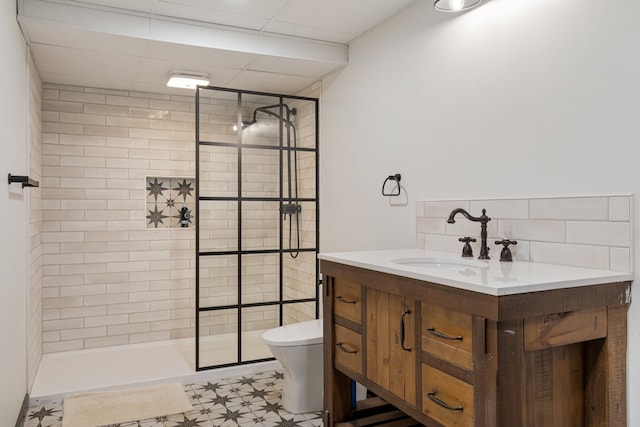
[495,239,517,262]
[458,237,476,258]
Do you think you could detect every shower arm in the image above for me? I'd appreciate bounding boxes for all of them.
[248,104,296,128]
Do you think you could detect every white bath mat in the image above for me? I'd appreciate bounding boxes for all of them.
[62,382,193,427]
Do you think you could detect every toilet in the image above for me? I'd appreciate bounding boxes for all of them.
[262,319,323,413]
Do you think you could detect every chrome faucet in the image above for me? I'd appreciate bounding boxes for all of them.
[447,208,492,259]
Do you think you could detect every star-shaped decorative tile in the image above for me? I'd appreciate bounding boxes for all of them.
[146,205,169,228]
[173,179,194,202]
[146,178,168,201]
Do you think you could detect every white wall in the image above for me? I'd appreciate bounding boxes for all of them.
[0,0,29,424]
[320,0,640,422]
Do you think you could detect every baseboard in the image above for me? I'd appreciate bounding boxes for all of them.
[15,393,29,427]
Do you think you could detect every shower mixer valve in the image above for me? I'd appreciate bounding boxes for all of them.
[281,203,301,217]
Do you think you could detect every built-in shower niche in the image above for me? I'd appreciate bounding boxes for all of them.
[145,176,195,229]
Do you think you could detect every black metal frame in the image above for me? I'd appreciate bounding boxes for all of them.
[195,86,320,371]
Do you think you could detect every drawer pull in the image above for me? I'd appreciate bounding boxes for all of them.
[427,327,463,341]
[336,342,358,354]
[401,309,412,352]
[427,391,463,412]
[336,296,356,304]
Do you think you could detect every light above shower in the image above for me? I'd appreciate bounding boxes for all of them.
[434,0,481,12]
[166,71,210,89]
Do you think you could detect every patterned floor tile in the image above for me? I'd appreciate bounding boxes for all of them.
[24,401,63,427]
[24,370,323,427]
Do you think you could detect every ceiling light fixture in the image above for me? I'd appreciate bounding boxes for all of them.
[166,71,210,89]
[434,0,482,12]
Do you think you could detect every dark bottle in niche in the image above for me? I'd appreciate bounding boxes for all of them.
[180,203,190,227]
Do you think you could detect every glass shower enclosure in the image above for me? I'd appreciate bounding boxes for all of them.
[195,87,319,369]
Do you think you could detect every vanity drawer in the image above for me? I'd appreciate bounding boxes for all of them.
[422,304,473,371]
[422,364,474,427]
[333,277,362,325]
[334,324,363,375]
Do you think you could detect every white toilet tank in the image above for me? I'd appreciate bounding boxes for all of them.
[262,318,323,347]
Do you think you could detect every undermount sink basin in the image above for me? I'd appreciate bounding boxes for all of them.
[391,257,488,269]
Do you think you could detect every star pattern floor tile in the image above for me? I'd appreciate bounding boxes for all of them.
[23,370,323,427]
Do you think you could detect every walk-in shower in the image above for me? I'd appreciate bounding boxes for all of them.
[195,87,319,370]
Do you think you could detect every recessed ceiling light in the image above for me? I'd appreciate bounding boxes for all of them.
[434,0,482,12]
[166,71,210,89]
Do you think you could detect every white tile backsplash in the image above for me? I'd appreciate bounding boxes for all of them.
[609,196,631,221]
[416,218,446,234]
[566,221,630,247]
[610,247,632,272]
[529,197,609,220]
[422,200,469,218]
[469,199,529,219]
[529,242,610,270]
[417,195,633,271]
[498,220,565,243]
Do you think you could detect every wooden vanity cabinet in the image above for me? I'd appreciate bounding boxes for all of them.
[322,260,631,427]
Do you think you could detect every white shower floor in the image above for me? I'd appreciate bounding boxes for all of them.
[30,330,279,406]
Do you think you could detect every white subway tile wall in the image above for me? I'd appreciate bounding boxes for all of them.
[41,83,319,354]
[417,196,633,272]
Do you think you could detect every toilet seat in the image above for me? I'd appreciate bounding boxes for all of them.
[262,319,323,347]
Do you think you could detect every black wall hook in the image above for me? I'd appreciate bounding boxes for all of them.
[8,174,39,188]
[382,174,401,196]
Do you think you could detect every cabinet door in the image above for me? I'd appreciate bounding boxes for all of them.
[366,288,416,406]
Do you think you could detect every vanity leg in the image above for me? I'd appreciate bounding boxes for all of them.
[584,305,627,427]
[473,317,498,427]
[497,319,526,426]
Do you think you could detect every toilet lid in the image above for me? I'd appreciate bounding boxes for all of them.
[262,319,323,347]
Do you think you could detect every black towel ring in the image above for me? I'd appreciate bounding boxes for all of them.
[382,174,401,196]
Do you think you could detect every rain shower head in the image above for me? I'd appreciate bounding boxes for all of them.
[247,104,296,128]
[237,104,296,131]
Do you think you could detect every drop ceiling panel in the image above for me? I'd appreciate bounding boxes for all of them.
[151,0,288,30]
[227,70,316,95]
[25,21,149,56]
[31,43,142,80]
[148,18,262,54]
[22,0,152,38]
[38,71,141,92]
[144,41,256,69]
[248,55,344,78]
[261,21,356,44]
[62,0,155,13]
[266,0,418,42]
[155,0,289,20]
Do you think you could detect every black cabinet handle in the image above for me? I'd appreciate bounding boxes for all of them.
[336,342,358,354]
[335,296,356,304]
[427,392,463,412]
[401,309,412,352]
[427,327,463,341]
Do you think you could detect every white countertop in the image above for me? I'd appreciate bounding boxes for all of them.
[319,248,634,296]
